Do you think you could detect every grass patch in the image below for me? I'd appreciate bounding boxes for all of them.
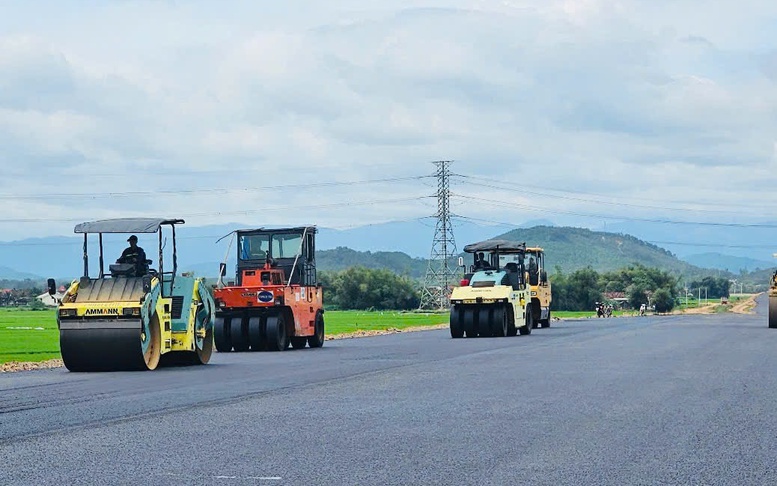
[325,310,448,335]
[0,308,60,364]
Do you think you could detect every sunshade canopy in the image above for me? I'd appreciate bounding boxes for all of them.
[74,218,185,234]
[463,239,526,253]
[236,226,317,235]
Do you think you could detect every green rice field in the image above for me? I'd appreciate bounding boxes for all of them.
[0,308,60,364]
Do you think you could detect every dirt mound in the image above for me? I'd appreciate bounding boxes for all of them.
[1,359,64,373]
[731,294,759,315]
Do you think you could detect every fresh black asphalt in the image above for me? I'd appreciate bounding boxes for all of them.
[2,298,777,485]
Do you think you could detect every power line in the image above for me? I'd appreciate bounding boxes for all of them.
[454,194,777,229]
[0,175,433,200]
[646,240,777,249]
[0,196,433,224]
[456,178,749,216]
[454,173,777,213]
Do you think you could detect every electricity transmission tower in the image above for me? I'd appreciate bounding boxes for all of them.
[419,160,458,310]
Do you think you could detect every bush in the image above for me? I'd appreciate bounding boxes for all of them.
[652,288,675,313]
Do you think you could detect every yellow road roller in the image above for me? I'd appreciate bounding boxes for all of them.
[449,239,531,338]
[49,218,215,371]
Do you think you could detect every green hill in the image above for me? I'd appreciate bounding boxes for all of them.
[319,226,724,283]
[493,226,706,277]
[318,247,429,278]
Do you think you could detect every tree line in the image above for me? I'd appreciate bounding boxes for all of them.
[551,264,731,313]
[321,264,730,312]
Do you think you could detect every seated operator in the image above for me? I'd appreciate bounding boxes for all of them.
[117,235,148,276]
[527,257,539,285]
[473,252,489,271]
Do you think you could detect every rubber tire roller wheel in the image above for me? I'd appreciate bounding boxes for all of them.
[248,316,265,351]
[478,307,493,338]
[265,314,289,351]
[541,310,552,328]
[450,306,464,339]
[519,309,533,336]
[214,317,231,352]
[770,297,777,329]
[463,308,477,338]
[490,306,508,337]
[308,311,325,348]
[231,317,250,352]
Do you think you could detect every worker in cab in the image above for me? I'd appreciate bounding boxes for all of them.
[473,252,488,271]
[117,235,148,276]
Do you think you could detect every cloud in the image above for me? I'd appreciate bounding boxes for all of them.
[0,1,776,241]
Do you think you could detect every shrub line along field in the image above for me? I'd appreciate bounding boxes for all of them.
[0,296,759,368]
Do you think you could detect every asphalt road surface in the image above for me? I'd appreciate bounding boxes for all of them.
[2,299,777,485]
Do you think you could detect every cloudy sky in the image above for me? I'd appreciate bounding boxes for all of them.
[1,0,776,245]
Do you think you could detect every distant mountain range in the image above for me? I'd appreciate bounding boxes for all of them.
[681,253,775,273]
[0,265,40,281]
[0,221,774,286]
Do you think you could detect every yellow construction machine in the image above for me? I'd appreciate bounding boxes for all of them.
[449,240,531,338]
[49,218,215,371]
[525,247,552,328]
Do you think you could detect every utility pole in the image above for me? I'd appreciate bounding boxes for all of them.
[419,160,458,310]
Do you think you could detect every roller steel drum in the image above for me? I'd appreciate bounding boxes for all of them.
[59,318,161,372]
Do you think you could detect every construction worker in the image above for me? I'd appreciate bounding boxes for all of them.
[473,252,488,271]
[528,257,538,285]
[117,235,147,276]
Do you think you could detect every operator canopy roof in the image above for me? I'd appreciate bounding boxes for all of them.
[74,218,185,234]
[236,226,317,235]
[218,226,317,243]
[463,239,526,253]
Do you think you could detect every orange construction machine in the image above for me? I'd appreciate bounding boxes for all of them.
[212,226,324,352]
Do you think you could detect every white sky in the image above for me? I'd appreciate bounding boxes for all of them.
[1,0,776,241]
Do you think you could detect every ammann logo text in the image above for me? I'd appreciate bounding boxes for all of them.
[85,308,119,316]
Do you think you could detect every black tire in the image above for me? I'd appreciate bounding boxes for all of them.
[506,305,517,336]
[541,309,552,328]
[308,311,325,348]
[265,314,289,351]
[248,316,265,351]
[290,337,307,349]
[770,297,777,329]
[490,306,507,337]
[214,317,231,352]
[450,306,464,338]
[531,302,541,329]
[231,317,250,352]
[478,307,493,337]
[463,307,477,338]
[519,308,533,335]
